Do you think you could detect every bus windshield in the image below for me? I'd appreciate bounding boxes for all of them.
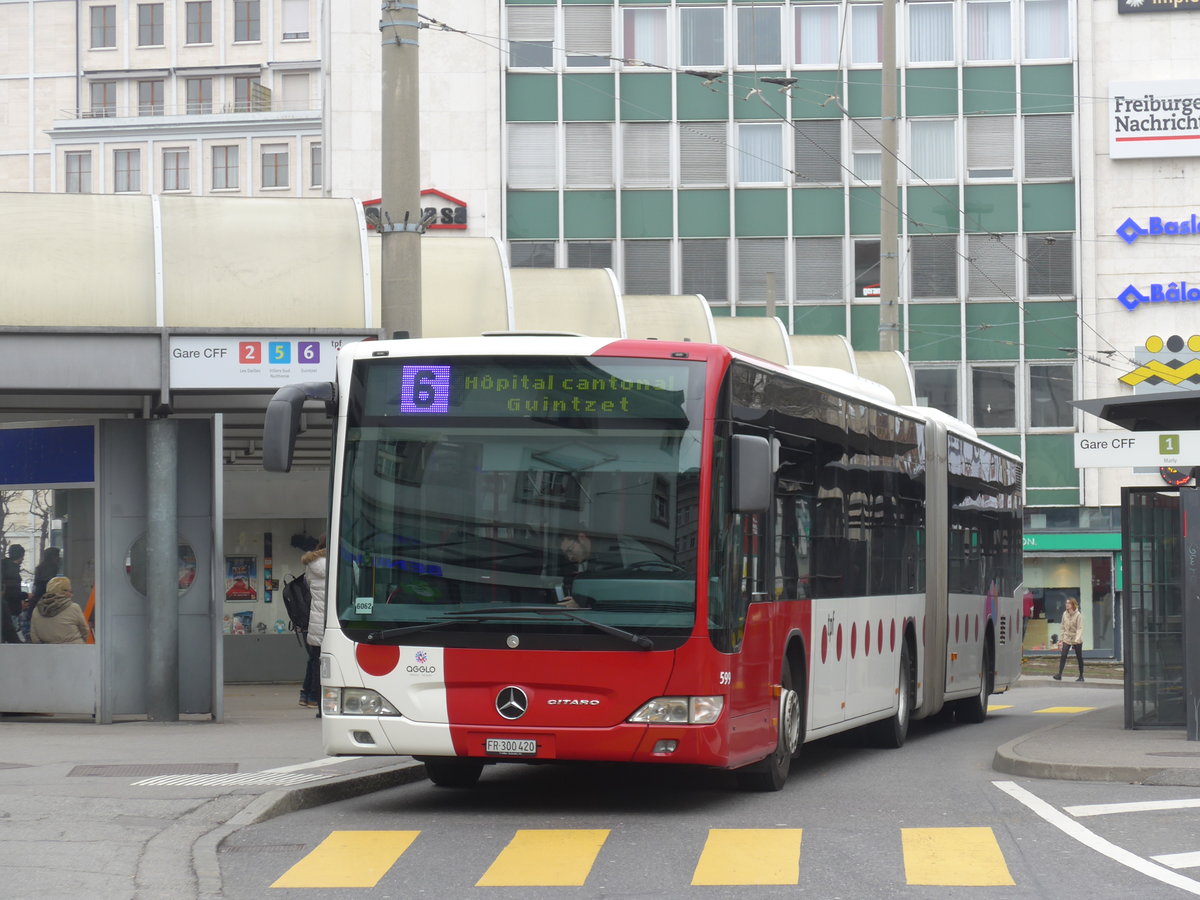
[336,355,707,644]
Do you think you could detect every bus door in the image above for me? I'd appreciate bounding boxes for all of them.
[809,448,848,730]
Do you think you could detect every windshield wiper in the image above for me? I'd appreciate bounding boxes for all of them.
[365,607,654,650]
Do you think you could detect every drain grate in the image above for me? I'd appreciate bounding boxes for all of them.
[69,763,239,777]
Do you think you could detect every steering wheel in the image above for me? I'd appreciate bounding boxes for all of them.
[625,560,686,574]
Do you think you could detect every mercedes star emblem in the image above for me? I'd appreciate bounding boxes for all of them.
[496,686,528,720]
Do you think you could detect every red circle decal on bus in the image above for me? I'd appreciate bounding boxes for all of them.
[356,643,400,677]
[878,619,884,654]
[851,623,857,658]
[864,620,871,656]
[890,619,896,652]
[955,615,960,642]
[836,624,843,661]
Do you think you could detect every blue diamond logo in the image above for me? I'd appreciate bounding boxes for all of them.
[1116,217,1146,245]
[1117,285,1147,310]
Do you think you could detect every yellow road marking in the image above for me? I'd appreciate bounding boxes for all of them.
[691,828,803,885]
[1034,706,1096,714]
[902,827,1015,886]
[271,830,418,888]
[988,704,1014,711]
[476,829,609,886]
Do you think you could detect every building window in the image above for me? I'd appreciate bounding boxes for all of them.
[567,241,613,268]
[738,239,786,305]
[795,5,838,66]
[234,76,262,112]
[280,73,310,111]
[914,367,959,417]
[114,149,140,193]
[910,235,958,298]
[213,145,239,189]
[234,0,260,42]
[851,119,882,181]
[738,122,783,183]
[854,238,881,298]
[511,242,556,268]
[736,6,781,66]
[966,0,1011,60]
[1024,114,1072,179]
[967,232,1018,298]
[89,81,116,117]
[624,123,670,187]
[138,3,163,46]
[966,116,1014,178]
[794,236,843,301]
[282,0,309,39]
[65,151,92,193]
[262,145,289,188]
[507,6,553,68]
[680,121,727,186]
[310,143,322,187]
[1024,0,1068,59]
[972,365,1016,428]
[681,239,728,301]
[565,123,612,188]
[793,119,842,184]
[186,2,211,44]
[1029,363,1073,428]
[163,149,189,191]
[187,78,212,114]
[909,119,955,181]
[90,5,116,49]
[138,80,164,116]
[1026,233,1073,296]
[680,6,724,67]
[507,123,557,189]
[623,8,668,67]
[908,2,954,63]
[850,4,882,64]
[624,240,671,294]
[564,6,611,67]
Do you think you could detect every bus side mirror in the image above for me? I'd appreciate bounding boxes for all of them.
[263,381,336,473]
[732,434,772,513]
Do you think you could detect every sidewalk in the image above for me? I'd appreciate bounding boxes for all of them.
[0,683,423,900]
[994,675,1200,787]
[2,679,1199,899]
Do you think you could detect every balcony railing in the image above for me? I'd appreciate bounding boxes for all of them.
[64,98,317,119]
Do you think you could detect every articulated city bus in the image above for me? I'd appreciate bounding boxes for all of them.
[264,334,1023,791]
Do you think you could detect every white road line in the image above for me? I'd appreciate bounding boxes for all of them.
[261,756,362,774]
[1154,853,1200,871]
[1066,799,1200,818]
[994,781,1200,896]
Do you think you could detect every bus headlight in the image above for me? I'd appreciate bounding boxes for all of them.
[328,687,401,717]
[629,696,724,725]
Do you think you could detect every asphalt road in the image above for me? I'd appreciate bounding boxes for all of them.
[218,684,1200,898]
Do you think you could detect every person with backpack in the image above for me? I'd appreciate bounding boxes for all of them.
[299,536,327,711]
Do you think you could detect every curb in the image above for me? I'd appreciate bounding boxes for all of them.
[193,761,427,898]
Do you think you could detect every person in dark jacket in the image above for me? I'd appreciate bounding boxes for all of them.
[1,544,27,643]
[22,547,61,642]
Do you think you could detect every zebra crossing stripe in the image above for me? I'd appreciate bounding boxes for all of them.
[476,829,609,887]
[271,830,418,889]
[691,828,803,885]
[901,827,1015,886]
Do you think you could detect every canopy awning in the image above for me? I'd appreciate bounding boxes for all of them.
[1072,392,1200,431]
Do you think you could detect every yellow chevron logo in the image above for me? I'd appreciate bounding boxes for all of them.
[1120,359,1200,386]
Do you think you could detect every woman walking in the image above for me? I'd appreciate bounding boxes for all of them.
[1053,596,1084,682]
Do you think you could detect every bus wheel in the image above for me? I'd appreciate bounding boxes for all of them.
[736,664,802,792]
[955,640,993,724]
[872,641,913,748]
[423,758,484,787]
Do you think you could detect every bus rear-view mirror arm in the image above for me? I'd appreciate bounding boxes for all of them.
[262,381,336,473]
[732,434,773,513]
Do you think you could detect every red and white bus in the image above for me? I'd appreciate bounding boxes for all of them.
[264,335,1023,791]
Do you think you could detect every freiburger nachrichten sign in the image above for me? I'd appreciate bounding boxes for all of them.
[1110,80,1200,159]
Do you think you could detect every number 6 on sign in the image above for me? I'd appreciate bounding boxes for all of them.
[400,365,450,414]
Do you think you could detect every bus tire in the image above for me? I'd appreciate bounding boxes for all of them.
[423,758,484,787]
[736,662,803,792]
[872,640,913,748]
[955,639,993,724]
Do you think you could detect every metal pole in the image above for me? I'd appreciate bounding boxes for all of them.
[146,417,179,722]
[380,0,423,339]
[878,0,900,352]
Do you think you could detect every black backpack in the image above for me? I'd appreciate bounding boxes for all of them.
[282,573,312,633]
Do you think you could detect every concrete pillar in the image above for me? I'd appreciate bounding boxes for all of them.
[146,417,179,721]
